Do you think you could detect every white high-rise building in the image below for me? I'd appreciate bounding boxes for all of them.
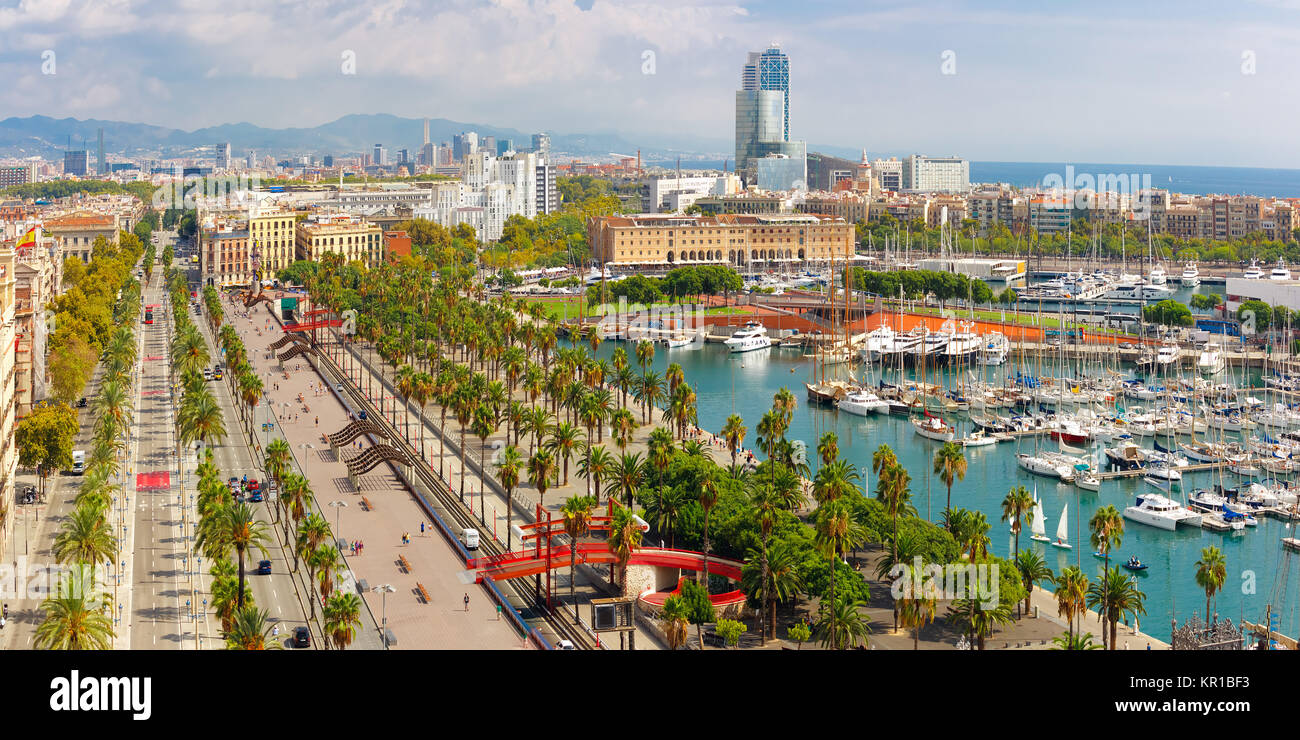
[902,155,969,193]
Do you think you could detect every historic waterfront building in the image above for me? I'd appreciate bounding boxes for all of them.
[587,213,854,267]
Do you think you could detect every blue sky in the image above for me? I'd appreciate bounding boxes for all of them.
[1,0,1298,166]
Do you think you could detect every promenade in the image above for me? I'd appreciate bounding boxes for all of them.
[218,294,527,649]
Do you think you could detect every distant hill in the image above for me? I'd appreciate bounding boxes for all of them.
[0,113,733,162]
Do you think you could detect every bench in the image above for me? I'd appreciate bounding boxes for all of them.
[361,496,373,511]
[398,555,411,573]
[415,582,430,604]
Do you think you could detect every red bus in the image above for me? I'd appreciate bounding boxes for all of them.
[144,309,153,325]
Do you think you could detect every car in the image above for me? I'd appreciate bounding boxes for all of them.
[292,626,311,648]
[248,489,263,503]
[203,368,213,380]
[333,382,343,393]
[256,560,271,575]
[357,410,367,421]
[213,369,223,380]
[246,479,260,491]
[556,639,576,650]
[76,397,87,408]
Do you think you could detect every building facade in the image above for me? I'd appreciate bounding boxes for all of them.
[902,155,970,193]
[295,214,383,266]
[588,213,854,267]
[43,214,120,263]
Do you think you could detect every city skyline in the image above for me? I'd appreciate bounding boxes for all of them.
[2,1,1300,168]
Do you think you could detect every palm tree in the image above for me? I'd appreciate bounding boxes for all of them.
[814,595,870,650]
[560,495,596,621]
[34,570,114,650]
[1055,565,1089,648]
[224,605,281,650]
[324,592,363,650]
[195,503,270,611]
[697,472,719,591]
[577,444,614,503]
[53,503,118,565]
[1014,549,1055,618]
[875,462,912,568]
[646,426,675,487]
[642,484,690,549]
[1087,566,1147,650]
[1194,546,1227,624]
[522,406,551,458]
[1088,504,1124,647]
[814,498,865,639]
[898,562,938,650]
[933,442,967,522]
[720,414,747,467]
[658,595,690,650]
[817,431,839,467]
[472,404,496,515]
[741,537,805,642]
[609,408,636,451]
[496,446,523,550]
[1001,484,1034,558]
[607,452,645,507]
[527,448,557,508]
[546,421,584,486]
[607,506,644,589]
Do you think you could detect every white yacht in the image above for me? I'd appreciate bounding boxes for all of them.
[1196,343,1225,375]
[977,331,1009,366]
[1016,453,1075,482]
[837,390,889,416]
[723,322,772,353]
[1148,264,1168,286]
[1242,259,1265,280]
[659,333,696,349]
[861,326,896,363]
[912,415,956,442]
[1104,282,1174,301]
[1155,342,1181,366]
[1270,258,1292,281]
[1180,262,1200,287]
[1123,493,1203,531]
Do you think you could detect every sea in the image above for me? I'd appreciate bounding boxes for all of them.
[570,281,1300,643]
[647,159,1300,199]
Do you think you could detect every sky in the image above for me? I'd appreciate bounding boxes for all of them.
[2,0,1299,166]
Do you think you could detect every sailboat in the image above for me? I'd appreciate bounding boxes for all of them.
[1052,503,1072,549]
[1030,497,1051,543]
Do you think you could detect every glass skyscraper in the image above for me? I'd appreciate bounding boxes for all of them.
[741,44,789,141]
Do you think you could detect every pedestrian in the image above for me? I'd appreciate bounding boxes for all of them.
[271,624,279,638]
[315,416,319,427]
[464,593,470,612]
[420,521,425,536]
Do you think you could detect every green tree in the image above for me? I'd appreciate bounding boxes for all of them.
[1194,546,1227,623]
[16,403,78,497]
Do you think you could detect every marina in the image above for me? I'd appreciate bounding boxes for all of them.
[565,273,1300,643]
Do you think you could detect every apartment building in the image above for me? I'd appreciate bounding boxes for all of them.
[295,214,383,266]
[902,155,969,193]
[0,241,18,557]
[43,213,120,263]
[588,213,854,267]
[201,228,252,287]
[248,207,298,275]
[14,239,60,416]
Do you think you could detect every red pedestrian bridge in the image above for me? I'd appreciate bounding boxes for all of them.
[466,543,747,607]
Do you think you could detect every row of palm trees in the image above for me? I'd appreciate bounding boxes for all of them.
[194,282,361,649]
[35,282,145,649]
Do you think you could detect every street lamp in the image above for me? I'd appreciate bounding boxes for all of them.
[372,584,395,648]
[328,500,348,544]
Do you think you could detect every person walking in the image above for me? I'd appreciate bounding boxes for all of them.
[463,593,470,612]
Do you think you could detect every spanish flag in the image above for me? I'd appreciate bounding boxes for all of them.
[15,227,36,249]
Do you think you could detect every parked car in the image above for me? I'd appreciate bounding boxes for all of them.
[293,626,311,648]
[256,560,271,575]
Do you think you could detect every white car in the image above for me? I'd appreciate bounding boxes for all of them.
[556,640,575,650]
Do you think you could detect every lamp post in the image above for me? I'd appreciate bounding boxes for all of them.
[328,500,348,544]
[372,584,395,648]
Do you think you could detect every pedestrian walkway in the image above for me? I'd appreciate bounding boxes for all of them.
[223,296,527,649]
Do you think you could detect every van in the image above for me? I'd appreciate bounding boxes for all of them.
[461,528,480,551]
[71,450,85,475]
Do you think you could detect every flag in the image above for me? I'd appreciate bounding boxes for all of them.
[15,227,35,249]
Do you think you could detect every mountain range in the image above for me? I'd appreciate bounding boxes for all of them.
[0,113,865,165]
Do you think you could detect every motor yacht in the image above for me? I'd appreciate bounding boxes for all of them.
[837,390,889,416]
[1242,259,1264,280]
[1271,258,1292,281]
[1180,262,1200,287]
[723,322,772,353]
[1123,493,1203,531]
